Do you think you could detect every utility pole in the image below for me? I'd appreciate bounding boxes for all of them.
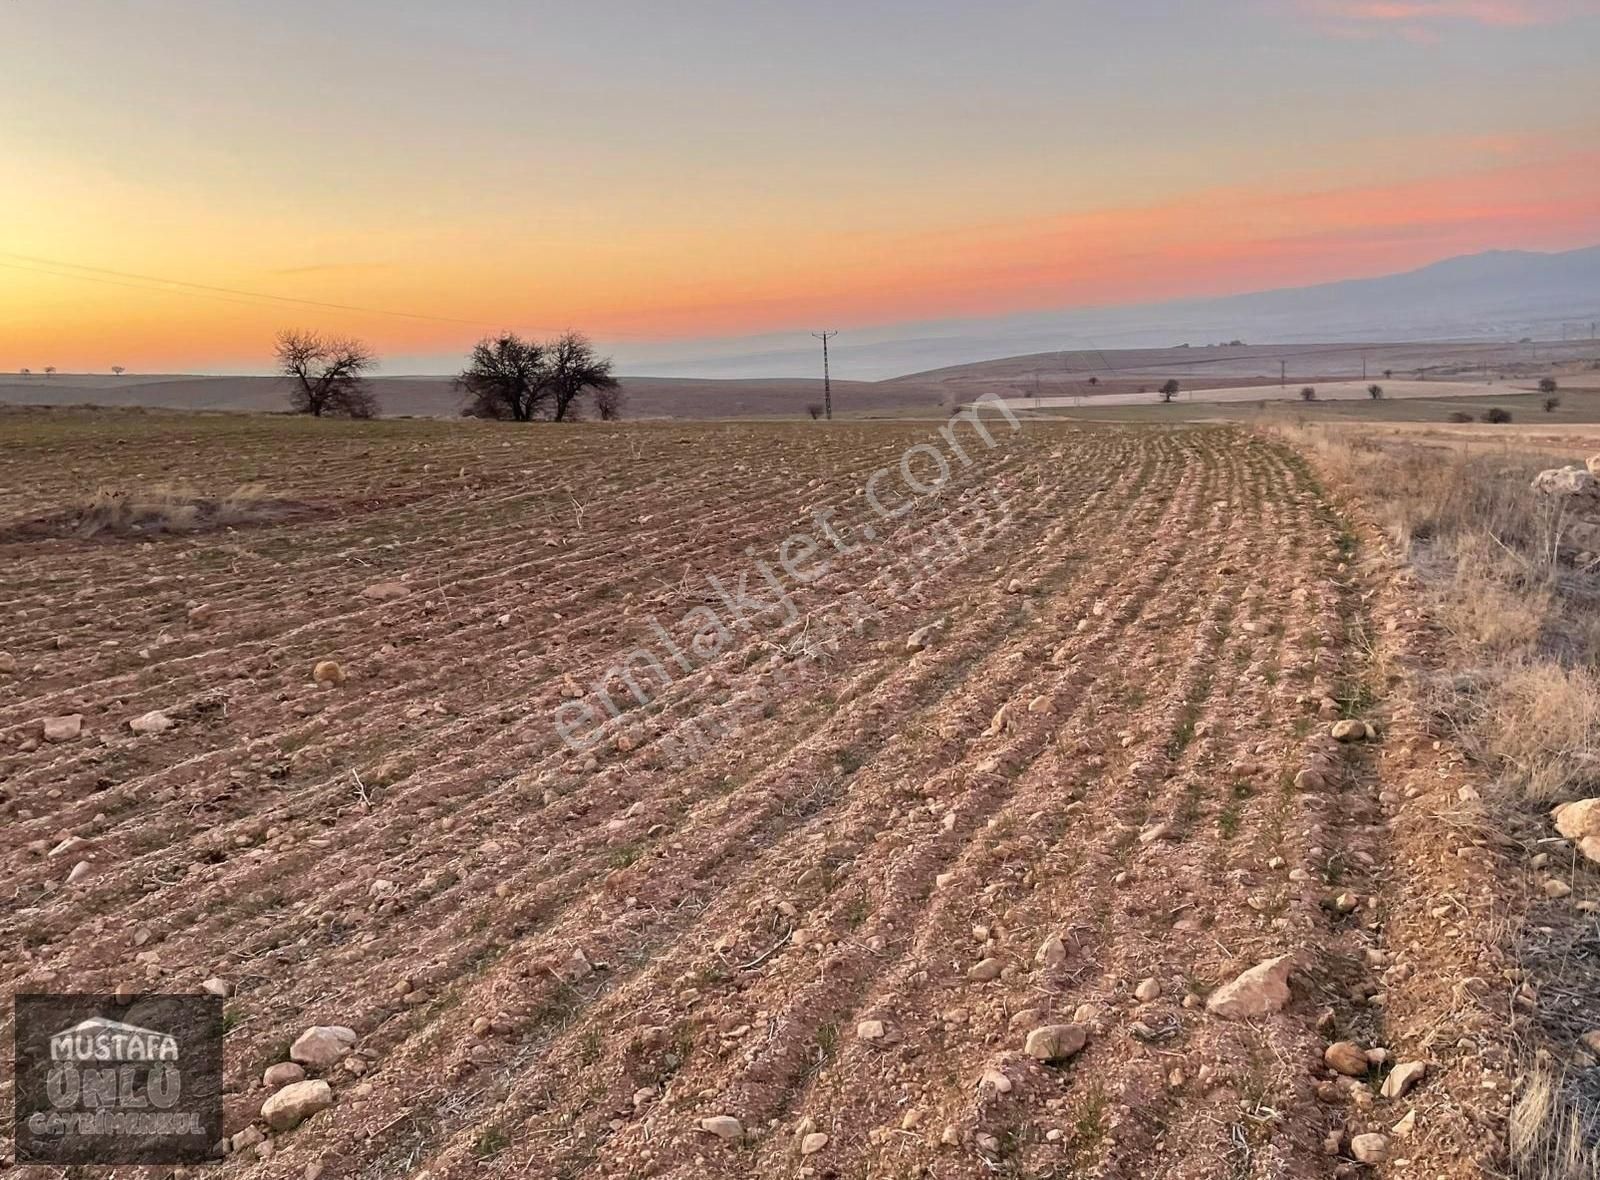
[1280,360,1286,388]
[812,331,838,420]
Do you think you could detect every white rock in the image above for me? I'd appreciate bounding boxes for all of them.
[129,710,175,735]
[1035,934,1068,967]
[1381,1060,1426,1099]
[1207,953,1297,1019]
[1023,1023,1088,1062]
[42,714,83,742]
[698,1115,743,1140]
[263,1062,306,1087]
[261,1079,333,1131]
[289,1025,358,1068]
[361,581,411,601]
[1552,798,1600,864]
[1350,1132,1388,1164]
[800,1131,829,1155]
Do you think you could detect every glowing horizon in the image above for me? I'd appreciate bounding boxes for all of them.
[3,0,1598,374]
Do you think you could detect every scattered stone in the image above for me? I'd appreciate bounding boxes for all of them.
[42,714,83,743]
[1207,953,1297,1019]
[129,710,175,736]
[1332,892,1360,914]
[311,660,345,687]
[906,624,940,653]
[261,1080,333,1131]
[1325,1041,1369,1077]
[1579,1030,1600,1057]
[1381,1061,1426,1099]
[698,1115,743,1141]
[289,1025,358,1069]
[1023,1023,1088,1063]
[200,977,231,998]
[66,860,93,885]
[1551,798,1600,864]
[187,603,215,626]
[980,1067,1012,1094]
[856,1019,887,1041]
[1392,1109,1416,1138]
[800,1132,829,1155]
[1035,934,1068,968]
[1532,466,1600,500]
[264,1062,306,1087]
[1542,878,1572,899]
[0,651,16,674]
[1331,720,1368,742]
[969,958,1003,982]
[1349,1132,1389,1164]
[360,581,411,602]
[1134,977,1161,1002]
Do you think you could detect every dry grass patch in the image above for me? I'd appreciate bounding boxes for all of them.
[2,481,311,540]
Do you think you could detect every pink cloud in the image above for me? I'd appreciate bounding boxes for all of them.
[1298,0,1593,32]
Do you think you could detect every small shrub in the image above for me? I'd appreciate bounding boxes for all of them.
[1447,411,1475,423]
[1483,407,1513,424]
[1300,386,1316,402]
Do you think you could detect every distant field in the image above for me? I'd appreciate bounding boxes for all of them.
[1025,388,1600,428]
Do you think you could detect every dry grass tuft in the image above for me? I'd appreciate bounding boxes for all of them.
[64,479,278,534]
[1511,1064,1600,1180]
[1484,663,1600,802]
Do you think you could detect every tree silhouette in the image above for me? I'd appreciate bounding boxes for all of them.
[1300,386,1316,401]
[112,366,125,377]
[43,366,56,376]
[274,330,378,418]
[1159,379,1180,403]
[547,332,617,422]
[1539,377,1559,396]
[1367,384,1383,400]
[458,334,550,421]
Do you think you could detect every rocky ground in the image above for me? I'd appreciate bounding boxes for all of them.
[0,410,1524,1178]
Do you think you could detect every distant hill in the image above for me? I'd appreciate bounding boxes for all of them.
[627,244,1600,380]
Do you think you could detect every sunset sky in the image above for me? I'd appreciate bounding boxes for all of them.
[3,0,1598,374]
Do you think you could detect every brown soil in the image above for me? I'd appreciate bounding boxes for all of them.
[0,410,1513,1178]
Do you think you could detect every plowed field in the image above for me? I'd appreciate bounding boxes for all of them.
[0,410,1512,1179]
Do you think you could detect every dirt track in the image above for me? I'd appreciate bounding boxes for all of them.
[0,412,1511,1178]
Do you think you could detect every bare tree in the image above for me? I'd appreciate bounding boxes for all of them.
[1539,376,1559,396]
[19,368,30,376]
[1543,396,1561,413]
[112,365,126,377]
[1300,386,1317,401]
[458,334,550,421]
[1159,379,1180,403]
[1087,376,1100,386]
[274,330,378,418]
[806,403,824,420]
[547,331,617,422]
[1383,369,1393,380]
[593,381,626,421]
[44,366,56,376]
[1367,383,1383,399]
